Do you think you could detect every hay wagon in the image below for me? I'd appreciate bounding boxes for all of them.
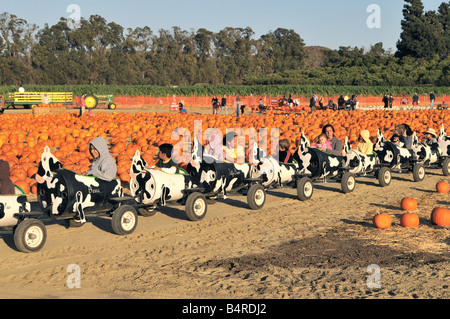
[3,92,73,109]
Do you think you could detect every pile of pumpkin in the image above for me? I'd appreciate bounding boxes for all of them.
[373,181,450,229]
[1,109,450,195]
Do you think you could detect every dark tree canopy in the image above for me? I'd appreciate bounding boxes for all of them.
[0,1,448,88]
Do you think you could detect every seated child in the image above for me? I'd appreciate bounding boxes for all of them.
[422,128,438,146]
[87,137,117,182]
[356,130,373,155]
[156,143,179,173]
[207,134,224,161]
[222,132,245,163]
[0,160,15,194]
[390,133,403,147]
[278,139,294,163]
[312,133,332,151]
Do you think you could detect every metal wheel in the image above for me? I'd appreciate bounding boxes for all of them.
[247,184,266,210]
[138,206,158,217]
[185,192,207,221]
[377,167,391,187]
[297,177,314,201]
[14,219,47,253]
[442,158,450,176]
[341,172,356,193]
[412,164,425,182]
[84,94,98,109]
[111,205,138,235]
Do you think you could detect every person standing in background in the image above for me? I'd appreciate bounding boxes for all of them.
[79,93,86,117]
[219,94,228,115]
[235,96,241,117]
[211,95,218,114]
[388,95,394,108]
[42,93,51,105]
[412,93,419,106]
[430,91,435,110]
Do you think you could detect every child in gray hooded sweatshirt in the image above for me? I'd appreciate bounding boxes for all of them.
[87,137,117,181]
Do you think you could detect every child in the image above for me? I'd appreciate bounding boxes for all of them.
[422,128,437,146]
[223,132,245,163]
[207,134,224,161]
[156,143,179,173]
[0,160,15,194]
[87,137,117,181]
[356,130,373,155]
[391,133,402,146]
[278,139,294,163]
[312,133,332,151]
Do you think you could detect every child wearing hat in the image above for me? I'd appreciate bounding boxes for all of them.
[422,128,438,146]
[356,130,373,155]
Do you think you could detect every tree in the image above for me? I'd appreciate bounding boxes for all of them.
[258,28,305,73]
[438,2,450,56]
[396,0,448,58]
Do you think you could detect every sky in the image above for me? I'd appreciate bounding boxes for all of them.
[2,0,446,51]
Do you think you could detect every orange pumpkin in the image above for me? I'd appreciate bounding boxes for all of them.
[119,172,130,183]
[10,167,27,181]
[27,166,38,178]
[430,207,450,226]
[373,213,392,229]
[400,197,417,211]
[400,212,419,228]
[436,181,449,193]
[15,179,30,194]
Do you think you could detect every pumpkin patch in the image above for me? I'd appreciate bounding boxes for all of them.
[0,109,449,195]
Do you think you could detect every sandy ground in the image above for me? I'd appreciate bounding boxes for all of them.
[0,167,449,300]
[0,106,449,301]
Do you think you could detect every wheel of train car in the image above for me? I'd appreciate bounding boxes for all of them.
[14,219,47,253]
[185,192,207,221]
[247,184,266,210]
[66,218,85,228]
[377,167,392,187]
[412,164,425,182]
[442,158,450,176]
[138,205,158,217]
[296,177,314,201]
[206,197,218,205]
[341,172,356,193]
[111,205,138,235]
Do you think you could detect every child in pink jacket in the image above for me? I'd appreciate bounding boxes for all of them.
[312,133,332,151]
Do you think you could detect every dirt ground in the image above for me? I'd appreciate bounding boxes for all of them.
[0,106,448,300]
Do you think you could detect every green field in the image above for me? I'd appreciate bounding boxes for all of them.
[1,85,449,97]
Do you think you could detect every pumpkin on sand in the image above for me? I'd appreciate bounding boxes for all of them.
[430,207,450,226]
[373,213,392,229]
[400,197,417,211]
[436,181,449,193]
[400,212,419,228]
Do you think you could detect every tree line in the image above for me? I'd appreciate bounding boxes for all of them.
[0,0,448,88]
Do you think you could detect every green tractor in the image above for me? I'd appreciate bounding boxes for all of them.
[84,94,117,110]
